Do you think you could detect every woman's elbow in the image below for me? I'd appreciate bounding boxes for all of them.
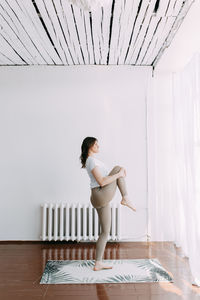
[99,178,105,187]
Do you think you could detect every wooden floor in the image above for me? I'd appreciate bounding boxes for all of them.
[0,241,199,300]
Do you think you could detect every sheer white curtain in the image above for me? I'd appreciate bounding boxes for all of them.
[172,52,200,286]
[148,52,200,286]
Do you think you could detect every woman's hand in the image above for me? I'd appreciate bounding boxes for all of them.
[118,167,126,178]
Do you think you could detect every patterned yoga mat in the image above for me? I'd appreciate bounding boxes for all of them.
[40,258,173,284]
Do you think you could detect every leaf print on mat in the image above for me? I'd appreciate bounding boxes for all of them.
[133,259,173,282]
[41,261,62,283]
[40,259,174,284]
[75,260,95,268]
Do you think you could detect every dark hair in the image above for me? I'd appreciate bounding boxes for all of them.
[80,137,97,168]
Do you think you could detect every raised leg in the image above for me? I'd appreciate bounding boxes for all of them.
[108,166,136,212]
[90,165,136,211]
[107,165,128,197]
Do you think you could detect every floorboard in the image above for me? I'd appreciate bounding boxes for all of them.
[0,241,199,300]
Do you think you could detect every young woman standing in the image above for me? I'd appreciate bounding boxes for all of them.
[80,137,136,271]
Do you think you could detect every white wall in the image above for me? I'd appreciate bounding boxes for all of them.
[0,65,151,241]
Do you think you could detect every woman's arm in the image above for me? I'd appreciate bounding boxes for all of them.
[91,166,122,187]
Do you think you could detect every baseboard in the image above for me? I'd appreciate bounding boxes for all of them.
[0,240,149,244]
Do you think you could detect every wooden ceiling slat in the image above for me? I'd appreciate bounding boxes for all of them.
[58,0,79,64]
[0,1,20,34]
[106,0,116,64]
[89,12,97,63]
[0,12,32,64]
[48,0,75,65]
[0,50,16,65]
[41,0,70,64]
[0,34,27,64]
[61,1,85,64]
[124,0,151,64]
[172,0,185,16]
[107,0,123,65]
[124,0,145,64]
[99,1,113,64]
[152,0,194,67]
[34,0,65,64]
[116,0,137,64]
[70,5,89,64]
[9,0,51,64]
[0,0,38,64]
[89,7,104,64]
[30,0,65,64]
[23,1,56,64]
[82,10,95,64]
[145,0,189,66]
[114,0,126,65]
[135,0,177,65]
[136,0,174,65]
[141,16,166,65]
[18,0,56,64]
[147,16,175,65]
[128,0,159,65]
[166,0,179,16]
[154,0,171,16]
[70,5,86,64]
[136,15,161,65]
[76,10,88,63]
[0,0,195,66]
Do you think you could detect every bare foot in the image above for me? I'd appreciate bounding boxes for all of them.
[93,261,113,271]
[121,196,136,212]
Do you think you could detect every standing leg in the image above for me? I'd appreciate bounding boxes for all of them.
[93,203,113,271]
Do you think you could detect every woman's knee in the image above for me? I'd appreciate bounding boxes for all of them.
[113,165,121,172]
[101,229,110,239]
[102,222,111,237]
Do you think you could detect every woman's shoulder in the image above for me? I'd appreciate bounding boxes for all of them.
[86,156,92,160]
[86,156,95,165]
[86,156,96,160]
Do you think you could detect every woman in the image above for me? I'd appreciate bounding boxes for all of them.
[80,137,136,271]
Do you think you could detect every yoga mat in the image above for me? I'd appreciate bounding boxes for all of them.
[40,258,173,284]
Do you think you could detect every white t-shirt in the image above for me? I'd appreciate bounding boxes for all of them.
[85,156,109,188]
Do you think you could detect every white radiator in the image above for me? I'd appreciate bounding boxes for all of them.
[41,203,121,241]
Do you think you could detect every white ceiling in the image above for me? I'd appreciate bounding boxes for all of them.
[0,0,194,67]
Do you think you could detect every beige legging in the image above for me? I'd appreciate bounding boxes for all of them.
[90,165,128,261]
